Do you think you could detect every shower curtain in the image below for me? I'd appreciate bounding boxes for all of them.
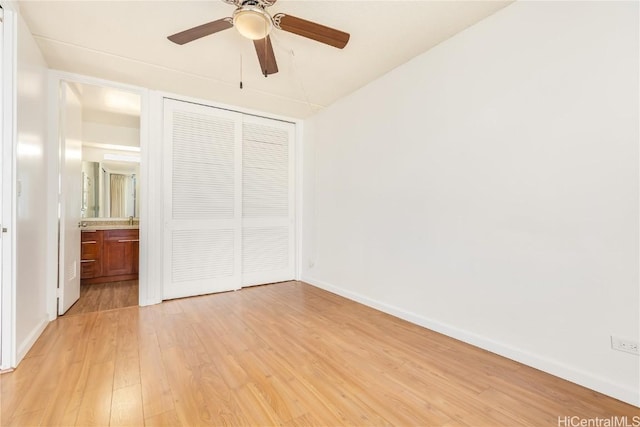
[110,174,127,217]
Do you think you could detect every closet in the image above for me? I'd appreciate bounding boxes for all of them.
[162,99,295,300]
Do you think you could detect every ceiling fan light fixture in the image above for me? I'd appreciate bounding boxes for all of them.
[233,6,272,40]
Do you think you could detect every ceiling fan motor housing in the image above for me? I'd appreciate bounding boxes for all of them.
[233,2,273,40]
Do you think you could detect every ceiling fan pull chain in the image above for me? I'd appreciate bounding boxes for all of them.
[240,54,244,89]
[263,20,268,77]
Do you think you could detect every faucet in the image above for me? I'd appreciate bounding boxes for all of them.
[129,216,134,226]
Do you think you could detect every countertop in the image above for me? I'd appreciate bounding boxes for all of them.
[81,225,139,231]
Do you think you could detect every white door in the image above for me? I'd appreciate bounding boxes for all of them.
[58,82,82,314]
[163,99,242,299]
[241,115,295,286]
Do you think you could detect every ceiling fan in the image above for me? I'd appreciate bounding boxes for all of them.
[167,0,350,77]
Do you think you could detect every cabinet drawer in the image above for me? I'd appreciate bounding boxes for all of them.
[81,229,102,241]
[81,241,100,260]
[104,229,139,241]
[81,259,100,279]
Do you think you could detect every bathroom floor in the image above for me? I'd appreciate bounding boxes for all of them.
[64,280,138,316]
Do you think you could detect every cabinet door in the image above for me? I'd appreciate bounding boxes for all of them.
[104,240,133,276]
[104,229,138,276]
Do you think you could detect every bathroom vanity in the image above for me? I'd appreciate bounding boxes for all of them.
[81,226,139,284]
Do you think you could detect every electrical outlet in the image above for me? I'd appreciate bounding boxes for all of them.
[611,336,639,355]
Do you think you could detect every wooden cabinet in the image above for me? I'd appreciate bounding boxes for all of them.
[81,229,139,284]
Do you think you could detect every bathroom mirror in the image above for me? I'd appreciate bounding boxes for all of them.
[81,160,140,218]
[75,82,141,219]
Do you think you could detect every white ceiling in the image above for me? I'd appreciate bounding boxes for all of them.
[19,1,512,119]
[73,82,141,128]
[76,83,141,117]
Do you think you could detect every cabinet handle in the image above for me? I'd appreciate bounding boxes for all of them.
[81,230,97,233]
[82,241,97,244]
[80,259,95,263]
[117,239,139,243]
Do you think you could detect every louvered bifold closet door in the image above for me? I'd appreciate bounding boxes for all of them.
[163,99,242,299]
[241,115,295,286]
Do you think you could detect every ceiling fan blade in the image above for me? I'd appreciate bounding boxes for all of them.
[168,18,233,45]
[274,14,349,49]
[253,36,279,76]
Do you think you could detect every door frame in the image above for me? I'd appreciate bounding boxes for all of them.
[0,2,16,371]
[46,71,152,318]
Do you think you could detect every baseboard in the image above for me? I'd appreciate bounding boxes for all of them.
[302,275,640,408]
[16,316,49,365]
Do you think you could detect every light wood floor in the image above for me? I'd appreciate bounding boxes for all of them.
[1,281,636,426]
[65,280,139,316]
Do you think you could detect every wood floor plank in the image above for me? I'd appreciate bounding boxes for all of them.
[4,409,44,427]
[233,382,285,426]
[2,281,637,427]
[161,346,219,426]
[7,318,93,421]
[144,409,182,426]
[191,322,250,389]
[85,310,119,364]
[38,360,85,426]
[477,386,558,426]
[110,383,144,426]
[0,355,47,422]
[114,356,141,390]
[139,332,176,420]
[278,377,345,426]
[116,306,140,360]
[75,360,115,426]
[195,362,252,426]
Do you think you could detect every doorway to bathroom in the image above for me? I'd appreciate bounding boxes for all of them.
[57,80,142,316]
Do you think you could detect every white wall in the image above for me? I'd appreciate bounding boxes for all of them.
[15,12,50,361]
[82,120,139,148]
[302,1,639,406]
